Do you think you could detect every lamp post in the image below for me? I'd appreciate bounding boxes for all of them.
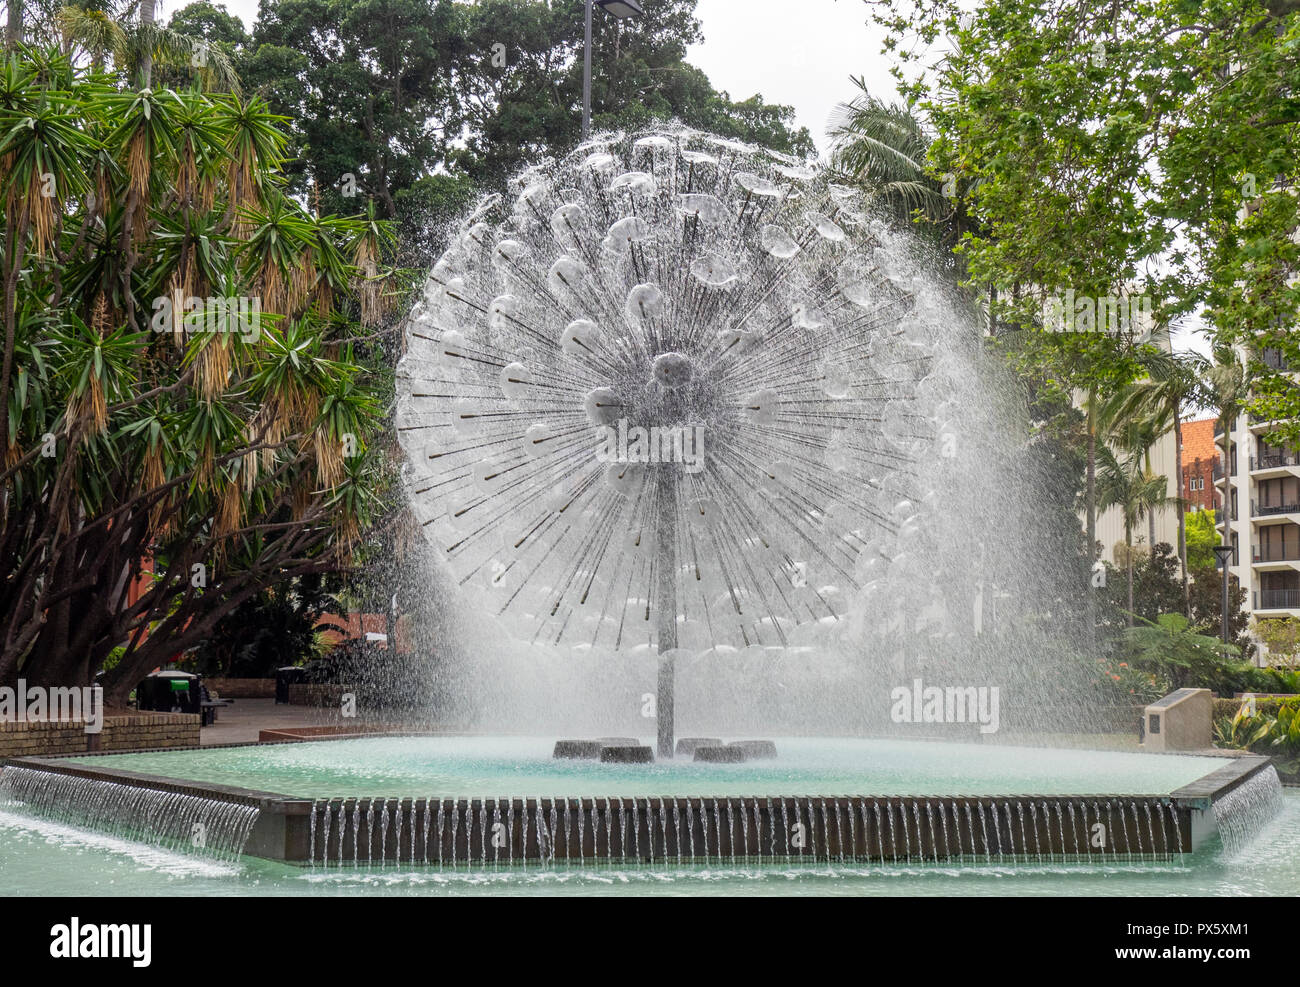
[1212,544,1235,647]
[582,0,644,140]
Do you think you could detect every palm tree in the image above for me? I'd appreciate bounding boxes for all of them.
[55,0,239,92]
[827,77,977,253]
[55,0,127,72]
[1097,350,1205,615]
[1200,349,1254,555]
[1097,445,1175,624]
[829,80,946,223]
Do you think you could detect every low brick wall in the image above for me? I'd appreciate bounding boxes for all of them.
[0,712,200,758]
[205,677,275,699]
[287,683,353,707]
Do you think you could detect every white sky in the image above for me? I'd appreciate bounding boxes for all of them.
[687,0,894,156]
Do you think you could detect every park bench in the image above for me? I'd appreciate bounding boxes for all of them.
[199,683,234,726]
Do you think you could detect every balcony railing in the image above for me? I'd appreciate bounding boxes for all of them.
[1261,348,1293,372]
[1257,589,1300,610]
[1253,548,1300,563]
[1251,453,1300,470]
[1252,501,1300,517]
[1213,460,1224,480]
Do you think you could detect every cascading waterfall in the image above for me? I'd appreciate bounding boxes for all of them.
[282,791,1239,868]
[1213,766,1283,855]
[0,767,259,862]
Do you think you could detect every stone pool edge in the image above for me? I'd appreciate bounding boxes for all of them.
[0,749,1272,865]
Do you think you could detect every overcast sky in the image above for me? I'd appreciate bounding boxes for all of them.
[166,0,895,156]
[687,0,895,156]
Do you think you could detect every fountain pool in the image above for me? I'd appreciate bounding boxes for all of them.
[0,738,1278,871]
[55,737,1223,799]
[0,783,1296,898]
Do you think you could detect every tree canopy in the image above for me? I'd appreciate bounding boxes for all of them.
[870,0,1300,443]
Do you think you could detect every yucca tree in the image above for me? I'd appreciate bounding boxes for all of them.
[0,47,395,701]
[1097,444,1175,625]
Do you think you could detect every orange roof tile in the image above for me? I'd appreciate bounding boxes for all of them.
[1181,417,1219,464]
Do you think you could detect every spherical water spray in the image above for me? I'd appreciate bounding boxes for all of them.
[397,127,947,752]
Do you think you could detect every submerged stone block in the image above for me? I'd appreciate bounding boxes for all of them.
[595,737,640,746]
[729,740,777,759]
[694,745,746,763]
[675,737,723,757]
[599,745,654,763]
[552,740,601,759]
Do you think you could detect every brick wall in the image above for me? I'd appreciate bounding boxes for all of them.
[0,712,199,758]
[287,683,352,707]
[1180,418,1220,512]
[204,677,275,698]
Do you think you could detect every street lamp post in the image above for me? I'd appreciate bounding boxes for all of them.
[1212,544,1235,647]
[582,0,644,140]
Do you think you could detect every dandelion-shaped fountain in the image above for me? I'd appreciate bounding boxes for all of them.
[397,127,943,756]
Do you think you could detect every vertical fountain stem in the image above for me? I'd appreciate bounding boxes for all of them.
[656,470,677,758]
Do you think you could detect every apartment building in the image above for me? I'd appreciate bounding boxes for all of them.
[1215,347,1300,639]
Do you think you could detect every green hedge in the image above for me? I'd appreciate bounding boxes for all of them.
[1214,695,1300,720]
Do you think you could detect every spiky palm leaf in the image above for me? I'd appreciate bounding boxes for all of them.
[56,5,130,72]
[828,77,948,225]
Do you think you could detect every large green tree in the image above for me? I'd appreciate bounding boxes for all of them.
[234,0,812,261]
[871,0,1300,445]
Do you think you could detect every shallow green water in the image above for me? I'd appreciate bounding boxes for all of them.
[62,737,1223,799]
[1,791,1296,896]
[5,738,1271,896]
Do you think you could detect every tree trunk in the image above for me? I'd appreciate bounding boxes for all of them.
[1146,447,1157,551]
[1126,520,1134,625]
[1221,415,1232,561]
[1085,389,1097,652]
[1173,410,1190,616]
[139,0,156,88]
[5,0,21,50]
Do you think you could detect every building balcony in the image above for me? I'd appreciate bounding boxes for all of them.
[1249,416,1294,434]
[1253,548,1300,564]
[1251,501,1300,519]
[1257,589,1300,610]
[1260,348,1292,372]
[1250,453,1300,472]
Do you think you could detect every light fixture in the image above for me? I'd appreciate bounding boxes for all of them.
[582,0,646,139]
[595,0,644,17]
